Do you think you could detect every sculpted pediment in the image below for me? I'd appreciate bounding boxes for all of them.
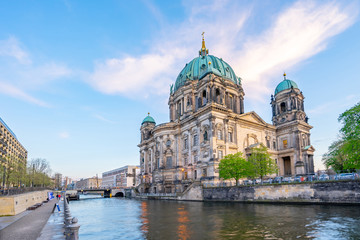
[303,145,316,152]
[239,111,268,125]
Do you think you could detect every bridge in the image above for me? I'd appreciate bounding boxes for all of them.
[66,188,127,200]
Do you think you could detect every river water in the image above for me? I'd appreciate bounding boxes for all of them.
[69,196,360,240]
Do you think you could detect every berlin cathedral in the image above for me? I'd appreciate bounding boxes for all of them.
[138,36,315,194]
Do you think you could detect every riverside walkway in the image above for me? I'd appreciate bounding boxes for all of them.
[0,198,60,240]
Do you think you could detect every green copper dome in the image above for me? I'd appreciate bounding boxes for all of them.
[173,37,241,93]
[275,76,298,95]
[142,114,156,125]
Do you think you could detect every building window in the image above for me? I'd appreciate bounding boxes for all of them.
[283,140,288,149]
[184,138,188,149]
[266,139,270,148]
[193,134,199,146]
[280,102,286,113]
[157,158,160,168]
[215,89,221,103]
[202,168,207,177]
[166,157,172,169]
[194,155,198,163]
[178,102,182,116]
[218,150,223,159]
[166,140,171,147]
[202,90,207,105]
[184,158,188,166]
[217,129,223,140]
[273,141,276,150]
[228,132,233,142]
[203,131,208,141]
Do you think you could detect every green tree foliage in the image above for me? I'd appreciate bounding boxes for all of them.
[322,140,347,172]
[247,144,278,181]
[338,102,360,169]
[323,102,360,171]
[218,152,252,186]
[1,156,53,189]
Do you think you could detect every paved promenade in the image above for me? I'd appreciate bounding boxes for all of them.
[0,199,58,240]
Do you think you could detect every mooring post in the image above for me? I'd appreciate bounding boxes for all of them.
[65,217,80,240]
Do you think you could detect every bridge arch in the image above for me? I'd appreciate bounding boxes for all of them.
[115,192,124,197]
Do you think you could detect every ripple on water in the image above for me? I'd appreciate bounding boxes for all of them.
[67,198,360,240]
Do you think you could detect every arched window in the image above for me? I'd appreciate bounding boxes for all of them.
[280,102,286,113]
[202,90,207,105]
[184,138,188,149]
[197,97,202,109]
[203,131,208,141]
[229,95,233,111]
[216,89,221,103]
[217,129,223,140]
[177,102,182,116]
[193,134,199,146]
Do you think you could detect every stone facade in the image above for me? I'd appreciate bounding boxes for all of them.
[0,117,28,187]
[75,177,102,189]
[101,165,140,188]
[0,190,49,216]
[138,39,315,194]
[203,181,360,204]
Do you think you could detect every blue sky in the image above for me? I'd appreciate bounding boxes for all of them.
[0,0,359,179]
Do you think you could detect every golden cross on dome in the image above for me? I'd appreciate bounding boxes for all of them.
[202,32,206,49]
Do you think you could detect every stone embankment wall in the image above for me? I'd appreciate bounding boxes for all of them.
[0,190,49,216]
[179,183,202,201]
[203,181,360,204]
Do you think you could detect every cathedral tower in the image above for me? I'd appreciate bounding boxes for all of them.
[271,74,314,175]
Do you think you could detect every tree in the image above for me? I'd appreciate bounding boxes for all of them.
[27,158,52,187]
[322,140,347,173]
[218,152,252,186]
[322,102,360,171]
[338,102,360,169]
[247,144,278,181]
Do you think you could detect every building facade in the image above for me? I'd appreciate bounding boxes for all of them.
[0,117,28,187]
[101,165,140,188]
[54,173,63,189]
[138,38,315,194]
[75,177,102,189]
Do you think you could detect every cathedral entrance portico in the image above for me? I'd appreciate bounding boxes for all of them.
[283,156,292,176]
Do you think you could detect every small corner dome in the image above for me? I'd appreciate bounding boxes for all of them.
[141,114,156,125]
[275,78,299,95]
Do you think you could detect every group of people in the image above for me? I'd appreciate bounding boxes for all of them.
[56,194,62,200]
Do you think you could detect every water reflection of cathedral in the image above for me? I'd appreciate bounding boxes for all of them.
[138,36,315,194]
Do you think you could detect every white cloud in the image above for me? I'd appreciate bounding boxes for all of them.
[0,36,31,64]
[235,1,357,101]
[0,81,49,107]
[0,37,71,106]
[59,131,70,139]
[93,114,117,124]
[87,0,357,103]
